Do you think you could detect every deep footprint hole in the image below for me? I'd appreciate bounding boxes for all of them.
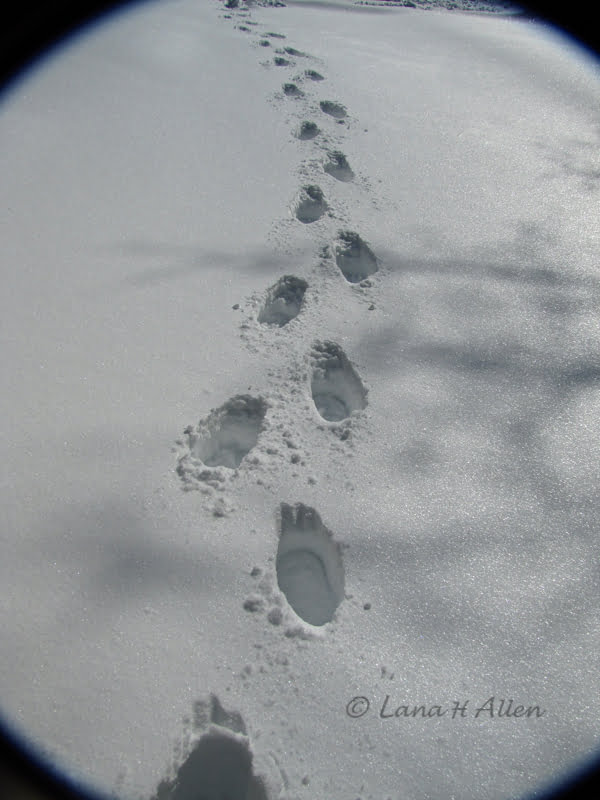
[153,729,267,800]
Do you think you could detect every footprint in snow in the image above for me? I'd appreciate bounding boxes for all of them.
[259,39,271,47]
[324,150,354,182]
[283,47,307,57]
[274,56,291,66]
[283,82,304,98]
[310,340,367,422]
[294,120,320,140]
[276,502,345,626]
[193,694,247,735]
[333,229,378,283]
[295,185,327,223]
[182,395,267,470]
[153,717,267,800]
[319,100,347,119]
[258,275,308,326]
[264,31,286,39]
[304,69,324,81]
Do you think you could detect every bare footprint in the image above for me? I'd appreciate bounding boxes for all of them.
[294,185,327,223]
[310,340,367,421]
[319,100,347,119]
[181,395,267,470]
[333,230,378,283]
[276,502,345,626]
[304,69,324,81]
[294,120,320,140]
[258,275,308,326]
[324,150,354,182]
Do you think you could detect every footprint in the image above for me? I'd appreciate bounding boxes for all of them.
[333,230,378,283]
[258,275,308,326]
[319,100,347,119]
[295,185,327,223]
[310,341,367,421]
[284,47,307,57]
[324,150,354,182]
[276,502,345,626]
[294,120,320,140]
[304,69,324,81]
[274,56,291,66]
[153,728,267,800]
[283,82,304,98]
[265,31,286,39]
[258,39,271,47]
[185,395,267,469]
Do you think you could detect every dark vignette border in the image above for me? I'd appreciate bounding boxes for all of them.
[0,1,599,799]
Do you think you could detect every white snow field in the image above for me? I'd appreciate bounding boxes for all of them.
[2,0,600,798]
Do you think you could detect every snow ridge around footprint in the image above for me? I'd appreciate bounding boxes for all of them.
[276,502,345,626]
[258,275,308,326]
[182,395,267,470]
[310,341,368,421]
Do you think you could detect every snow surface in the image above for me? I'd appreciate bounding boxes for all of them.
[2,0,600,799]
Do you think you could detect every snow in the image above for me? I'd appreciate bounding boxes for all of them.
[1,0,600,799]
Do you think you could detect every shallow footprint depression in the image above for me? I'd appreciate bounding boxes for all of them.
[310,341,367,421]
[334,229,378,283]
[276,502,345,626]
[295,184,327,223]
[319,100,347,118]
[324,150,354,182]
